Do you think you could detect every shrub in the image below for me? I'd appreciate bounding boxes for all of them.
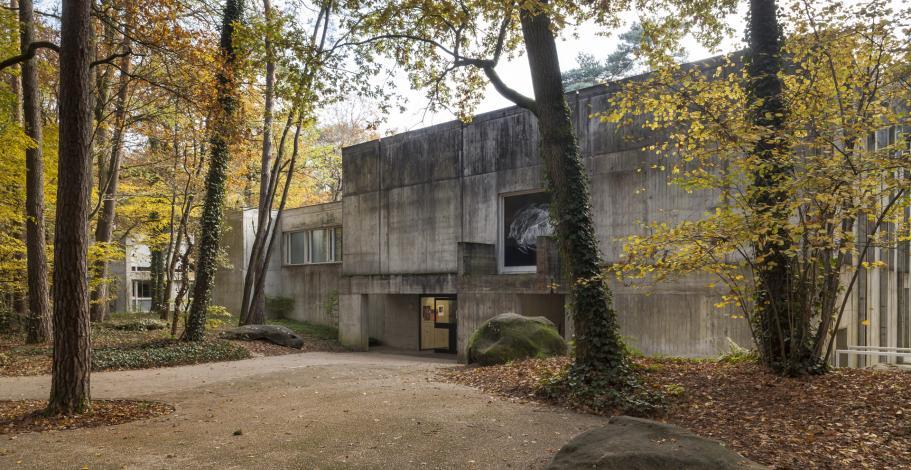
[206,305,233,330]
[718,338,759,364]
[266,296,294,318]
[104,319,169,331]
[92,339,250,371]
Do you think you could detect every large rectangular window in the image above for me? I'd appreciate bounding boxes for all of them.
[285,227,342,265]
[499,191,553,272]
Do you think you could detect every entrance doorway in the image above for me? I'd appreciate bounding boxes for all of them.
[420,296,456,354]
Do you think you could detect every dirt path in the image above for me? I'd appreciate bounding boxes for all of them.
[0,351,607,469]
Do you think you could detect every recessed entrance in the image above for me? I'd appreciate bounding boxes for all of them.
[420,296,456,354]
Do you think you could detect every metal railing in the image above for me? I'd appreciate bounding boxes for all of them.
[834,345,911,368]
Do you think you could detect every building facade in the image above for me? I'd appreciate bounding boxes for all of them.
[213,82,756,361]
[211,83,910,365]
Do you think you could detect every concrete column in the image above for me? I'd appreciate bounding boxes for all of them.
[339,294,369,351]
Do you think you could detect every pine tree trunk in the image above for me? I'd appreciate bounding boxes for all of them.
[90,34,130,322]
[47,0,94,415]
[20,0,51,344]
[518,8,630,383]
[183,0,245,341]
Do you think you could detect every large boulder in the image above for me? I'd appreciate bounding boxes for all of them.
[467,312,567,365]
[221,324,304,349]
[548,416,765,470]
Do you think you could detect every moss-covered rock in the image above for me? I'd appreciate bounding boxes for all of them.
[467,313,567,365]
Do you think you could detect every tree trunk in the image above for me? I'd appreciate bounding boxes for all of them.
[245,118,304,325]
[240,0,275,325]
[747,0,817,375]
[20,0,51,344]
[90,31,130,322]
[47,0,94,415]
[183,0,245,341]
[518,8,630,384]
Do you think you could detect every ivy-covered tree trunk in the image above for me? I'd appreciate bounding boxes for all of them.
[150,247,165,315]
[47,0,94,415]
[183,0,245,341]
[519,7,632,391]
[747,0,819,375]
[90,31,130,323]
[19,0,51,344]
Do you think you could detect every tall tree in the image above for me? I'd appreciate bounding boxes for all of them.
[19,0,50,343]
[746,0,817,374]
[184,0,246,340]
[47,0,94,414]
[90,19,131,322]
[611,0,910,376]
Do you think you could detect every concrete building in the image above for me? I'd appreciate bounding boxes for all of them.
[211,83,910,365]
[109,237,191,314]
[213,81,754,361]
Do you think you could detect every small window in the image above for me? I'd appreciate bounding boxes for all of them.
[499,191,553,272]
[285,226,343,265]
[288,231,309,265]
[132,280,152,299]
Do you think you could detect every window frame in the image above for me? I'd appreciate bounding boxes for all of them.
[498,189,550,274]
[284,226,343,266]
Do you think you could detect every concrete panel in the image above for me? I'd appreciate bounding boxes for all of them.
[610,275,752,357]
[380,123,461,188]
[384,179,460,274]
[278,264,340,326]
[339,294,368,350]
[381,294,420,350]
[342,140,380,195]
[342,192,382,275]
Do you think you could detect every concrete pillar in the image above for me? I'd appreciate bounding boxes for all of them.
[339,294,369,351]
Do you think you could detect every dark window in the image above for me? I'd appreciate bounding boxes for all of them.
[132,280,152,298]
[502,192,552,269]
[285,226,342,265]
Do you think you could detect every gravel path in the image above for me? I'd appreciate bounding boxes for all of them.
[0,351,607,469]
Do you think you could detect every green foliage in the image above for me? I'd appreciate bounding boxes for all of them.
[205,305,232,330]
[92,339,250,371]
[265,296,294,318]
[102,319,169,332]
[663,383,685,397]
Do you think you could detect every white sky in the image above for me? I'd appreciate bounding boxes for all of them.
[375,6,750,134]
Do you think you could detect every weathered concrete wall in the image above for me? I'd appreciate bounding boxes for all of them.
[342,123,463,276]
[211,209,281,318]
[365,294,420,349]
[340,80,751,358]
[277,202,342,326]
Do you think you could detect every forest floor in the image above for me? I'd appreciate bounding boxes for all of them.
[0,351,603,469]
[439,356,911,469]
[0,315,344,377]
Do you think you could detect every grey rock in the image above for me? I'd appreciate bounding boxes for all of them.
[548,416,765,470]
[222,324,304,349]
[467,312,567,366]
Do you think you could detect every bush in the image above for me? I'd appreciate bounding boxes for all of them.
[266,296,295,318]
[718,338,758,364]
[206,305,233,330]
[103,319,169,331]
[92,339,251,371]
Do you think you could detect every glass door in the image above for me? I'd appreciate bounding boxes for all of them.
[420,296,456,353]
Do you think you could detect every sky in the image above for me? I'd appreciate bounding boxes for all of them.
[375,7,750,134]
